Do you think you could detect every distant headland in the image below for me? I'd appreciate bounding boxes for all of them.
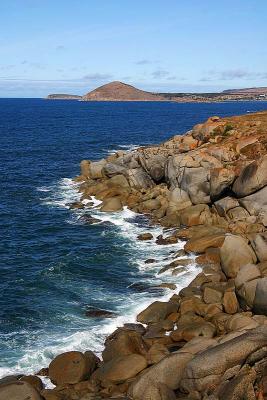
[46,81,267,102]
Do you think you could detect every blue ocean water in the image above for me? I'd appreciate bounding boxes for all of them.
[1,99,267,378]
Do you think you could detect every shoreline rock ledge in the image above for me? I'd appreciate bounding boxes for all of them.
[2,111,267,400]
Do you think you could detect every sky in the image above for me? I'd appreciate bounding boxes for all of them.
[0,0,267,97]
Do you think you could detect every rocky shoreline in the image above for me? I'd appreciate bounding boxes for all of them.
[1,111,267,400]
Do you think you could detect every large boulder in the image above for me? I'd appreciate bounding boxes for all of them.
[100,197,123,212]
[103,162,126,177]
[180,166,211,204]
[139,154,167,182]
[166,152,222,204]
[184,233,225,254]
[232,155,267,197]
[235,264,261,291]
[214,196,240,217]
[253,277,267,315]
[168,188,192,212]
[180,204,213,226]
[95,353,147,384]
[49,351,94,385]
[127,168,155,189]
[80,159,91,178]
[0,381,42,400]
[20,376,43,392]
[250,232,267,262]
[128,337,217,398]
[107,174,129,188]
[102,330,147,362]
[239,185,267,222]
[170,320,216,342]
[210,167,236,199]
[89,159,106,179]
[215,367,256,400]
[137,301,178,324]
[180,326,267,395]
[220,235,257,278]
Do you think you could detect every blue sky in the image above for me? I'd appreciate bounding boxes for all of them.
[0,0,267,97]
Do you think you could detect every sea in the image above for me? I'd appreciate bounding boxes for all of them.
[1,99,267,379]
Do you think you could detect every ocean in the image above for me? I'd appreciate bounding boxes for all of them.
[1,99,267,378]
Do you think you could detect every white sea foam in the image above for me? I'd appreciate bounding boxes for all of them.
[106,144,140,155]
[1,178,200,381]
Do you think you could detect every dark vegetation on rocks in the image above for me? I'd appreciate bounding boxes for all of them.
[2,111,267,400]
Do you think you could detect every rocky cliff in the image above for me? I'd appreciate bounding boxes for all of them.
[82,81,166,101]
[3,111,267,400]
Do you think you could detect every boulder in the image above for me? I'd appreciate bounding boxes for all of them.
[103,162,126,177]
[89,159,106,179]
[20,376,43,392]
[250,232,267,262]
[127,168,155,189]
[210,168,236,199]
[170,320,216,342]
[223,290,239,314]
[180,166,211,204]
[168,188,192,212]
[137,232,153,241]
[214,196,240,217]
[0,381,42,400]
[220,235,257,278]
[216,368,256,400]
[235,263,261,290]
[102,330,147,362]
[140,154,167,182]
[184,234,225,254]
[232,155,267,197]
[254,277,267,315]
[108,174,129,188]
[49,351,93,385]
[225,313,258,332]
[203,285,223,304]
[137,301,178,324]
[239,185,267,219]
[80,159,91,178]
[180,326,267,394]
[227,206,250,221]
[146,343,170,365]
[180,204,213,226]
[95,353,147,384]
[68,201,84,209]
[141,198,161,211]
[85,307,116,318]
[128,337,216,398]
[156,235,178,245]
[78,214,101,224]
[238,279,260,308]
[100,197,123,212]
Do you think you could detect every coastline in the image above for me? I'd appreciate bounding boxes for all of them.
[2,110,267,399]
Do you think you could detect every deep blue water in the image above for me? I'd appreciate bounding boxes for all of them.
[1,99,267,377]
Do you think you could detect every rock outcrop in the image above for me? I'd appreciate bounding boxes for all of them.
[7,110,267,400]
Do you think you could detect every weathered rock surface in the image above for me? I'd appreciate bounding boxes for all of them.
[180,326,267,394]
[95,353,147,384]
[233,155,267,197]
[49,351,94,385]
[137,301,178,324]
[220,235,257,278]
[0,381,42,400]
